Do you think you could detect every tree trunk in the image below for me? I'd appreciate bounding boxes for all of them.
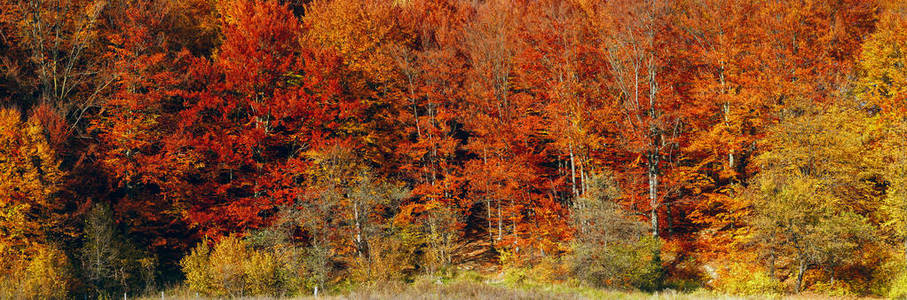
[579,158,587,195]
[569,144,577,198]
[486,198,493,246]
[648,151,659,237]
[484,149,494,247]
[665,202,672,235]
[353,200,363,260]
[769,251,776,281]
[795,258,807,294]
[497,199,503,241]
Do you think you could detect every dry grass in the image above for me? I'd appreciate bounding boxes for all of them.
[138,279,881,300]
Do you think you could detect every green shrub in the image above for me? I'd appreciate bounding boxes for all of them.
[568,173,665,291]
[569,236,664,291]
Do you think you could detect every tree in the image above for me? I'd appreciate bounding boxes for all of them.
[569,173,663,290]
[0,107,72,297]
[9,0,113,134]
[89,0,202,261]
[164,0,351,236]
[460,0,568,254]
[856,0,907,261]
[516,0,614,205]
[81,203,119,295]
[678,0,878,265]
[0,107,66,258]
[745,106,878,293]
[583,0,689,237]
[389,0,474,268]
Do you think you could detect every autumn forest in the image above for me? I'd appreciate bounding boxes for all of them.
[1,0,907,298]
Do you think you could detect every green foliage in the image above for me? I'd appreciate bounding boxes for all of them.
[567,173,665,291]
[569,236,664,291]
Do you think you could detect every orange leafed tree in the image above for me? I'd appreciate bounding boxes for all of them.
[162,0,353,237]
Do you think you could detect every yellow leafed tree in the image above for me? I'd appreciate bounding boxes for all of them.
[0,107,71,297]
[856,1,907,262]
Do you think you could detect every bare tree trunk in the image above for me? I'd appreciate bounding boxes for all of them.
[795,257,807,294]
[579,158,587,195]
[484,149,494,246]
[769,251,776,280]
[569,144,577,198]
[648,151,659,237]
[497,199,503,241]
[646,0,661,239]
[719,67,734,169]
[486,198,493,245]
[665,202,672,235]
[353,201,363,259]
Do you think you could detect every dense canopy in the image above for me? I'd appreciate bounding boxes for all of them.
[0,0,906,297]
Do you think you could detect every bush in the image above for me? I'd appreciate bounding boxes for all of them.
[568,173,665,291]
[349,227,420,283]
[180,238,216,296]
[499,252,569,286]
[713,262,782,296]
[890,270,907,299]
[243,251,280,295]
[0,246,73,299]
[569,236,664,291]
[180,235,306,297]
[419,206,460,275]
[809,280,852,297]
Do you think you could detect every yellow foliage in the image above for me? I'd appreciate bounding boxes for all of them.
[181,236,247,297]
[243,251,280,295]
[0,108,65,251]
[179,238,216,296]
[303,0,410,84]
[21,247,71,299]
[0,245,72,299]
[0,108,70,297]
[712,262,782,296]
[180,235,307,297]
[856,4,907,118]
[349,230,419,283]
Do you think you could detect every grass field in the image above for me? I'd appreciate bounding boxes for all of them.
[139,275,865,300]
